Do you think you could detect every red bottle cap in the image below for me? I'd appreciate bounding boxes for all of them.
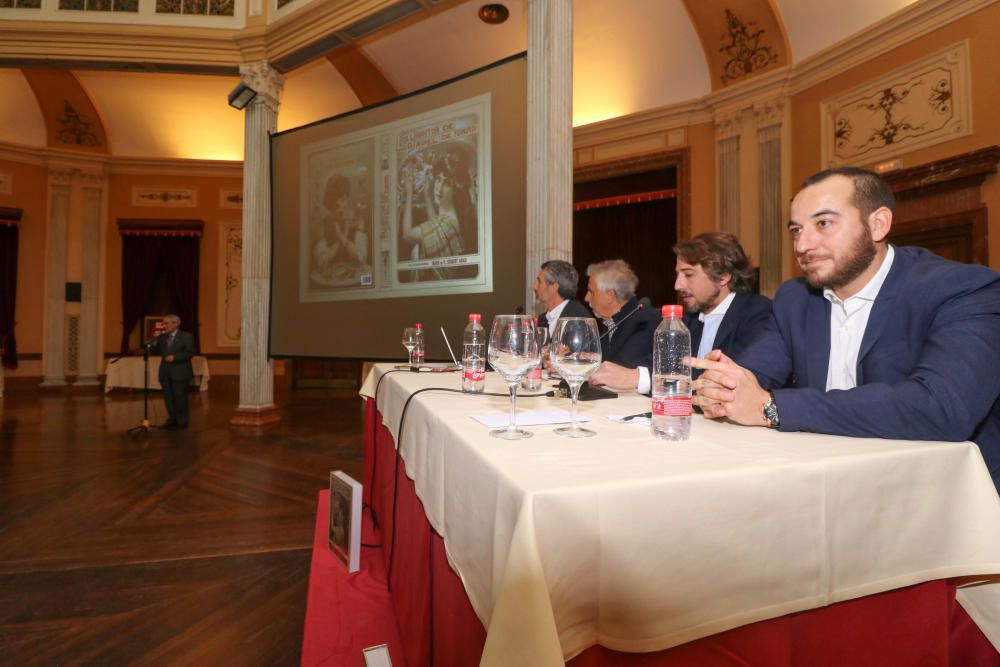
[416,323,423,329]
[661,305,684,318]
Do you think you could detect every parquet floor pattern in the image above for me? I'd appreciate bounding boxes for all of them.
[0,377,365,665]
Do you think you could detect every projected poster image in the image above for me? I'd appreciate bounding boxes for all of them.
[298,95,492,302]
[396,116,480,284]
[302,137,375,296]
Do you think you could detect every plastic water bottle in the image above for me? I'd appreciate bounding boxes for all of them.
[413,323,425,366]
[521,317,543,391]
[462,313,486,393]
[651,304,692,441]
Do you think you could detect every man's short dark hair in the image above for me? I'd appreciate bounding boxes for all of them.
[801,166,896,222]
[540,260,579,299]
[673,232,755,293]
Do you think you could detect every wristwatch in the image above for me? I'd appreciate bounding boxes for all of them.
[762,392,780,429]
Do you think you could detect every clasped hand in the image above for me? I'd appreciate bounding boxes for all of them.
[690,350,770,427]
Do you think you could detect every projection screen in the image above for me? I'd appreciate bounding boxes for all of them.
[270,54,527,361]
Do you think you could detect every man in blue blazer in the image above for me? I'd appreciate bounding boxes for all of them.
[590,233,771,392]
[692,167,1000,491]
[675,232,772,379]
[150,314,196,429]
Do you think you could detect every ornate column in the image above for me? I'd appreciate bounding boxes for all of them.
[231,61,284,428]
[525,0,573,312]
[754,97,786,295]
[76,170,106,386]
[715,111,742,237]
[40,167,72,387]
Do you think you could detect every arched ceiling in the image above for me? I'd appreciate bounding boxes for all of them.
[0,0,920,160]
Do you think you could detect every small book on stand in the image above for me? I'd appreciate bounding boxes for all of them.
[328,471,362,573]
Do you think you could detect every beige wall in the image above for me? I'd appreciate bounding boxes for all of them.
[1,153,243,378]
[104,171,243,360]
[687,121,717,238]
[790,1,1000,275]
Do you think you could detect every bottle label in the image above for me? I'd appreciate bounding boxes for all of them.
[527,366,542,380]
[464,368,485,382]
[652,396,692,417]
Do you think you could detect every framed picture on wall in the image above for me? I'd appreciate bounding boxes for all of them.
[143,315,168,342]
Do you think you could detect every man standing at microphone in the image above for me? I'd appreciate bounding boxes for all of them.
[150,314,195,429]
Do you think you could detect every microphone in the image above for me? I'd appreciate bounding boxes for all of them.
[514,304,524,315]
[638,296,652,309]
[598,301,644,340]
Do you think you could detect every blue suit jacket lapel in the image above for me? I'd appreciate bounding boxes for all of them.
[806,295,831,389]
[857,251,906,382]
[712,294,743,353]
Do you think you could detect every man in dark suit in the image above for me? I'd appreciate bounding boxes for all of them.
[692,167,1000,492]
[590,235,771,392]
[675,232,772,379]
[150,313,196,429]
[583,259,660,374]
[532,259,591,329]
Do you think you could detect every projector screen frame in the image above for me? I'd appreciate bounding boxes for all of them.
[268,53,528,362]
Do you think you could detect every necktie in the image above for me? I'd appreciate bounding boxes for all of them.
[167,333,175,352]
[603,318,616,341]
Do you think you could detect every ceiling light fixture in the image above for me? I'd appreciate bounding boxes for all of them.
[227,82,258,110]
[478,3,509,24]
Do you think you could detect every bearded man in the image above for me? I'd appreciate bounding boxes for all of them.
[691,166,1000,494]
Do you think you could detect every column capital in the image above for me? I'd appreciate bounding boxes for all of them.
[753,96,787,130]
[239,61,285,112]
[47,166,75,185]
[714,110,743,140]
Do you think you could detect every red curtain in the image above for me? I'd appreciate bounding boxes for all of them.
[0,222,18,369]
[162,236,201,353]
[119,233,201,353]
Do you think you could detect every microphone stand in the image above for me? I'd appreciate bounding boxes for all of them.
[128,340,154,437]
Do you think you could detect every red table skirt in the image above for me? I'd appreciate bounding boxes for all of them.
[363,400,999,667]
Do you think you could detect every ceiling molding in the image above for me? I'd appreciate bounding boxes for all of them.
[789,0,995,94]
[0,140,242,178]
[702,63,793,115]
[0,0,403,74]
[0,22,244,72]
[574,100,713,148]
[263,0,401,66]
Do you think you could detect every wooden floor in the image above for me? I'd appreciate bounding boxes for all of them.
[0,377,366,666]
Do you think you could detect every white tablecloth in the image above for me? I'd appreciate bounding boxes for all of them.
[104,356,210,393]
[360,363,1000,666]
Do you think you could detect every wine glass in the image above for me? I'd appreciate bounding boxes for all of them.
[549,317,602,438]
[488,315,540,440]
[401,327,418,365]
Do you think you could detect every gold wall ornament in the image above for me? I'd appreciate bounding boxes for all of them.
[55,101,101,147]
[718,9,778,84]
[821,42,972,167]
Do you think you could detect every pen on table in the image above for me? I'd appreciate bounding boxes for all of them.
[621,411,652,422]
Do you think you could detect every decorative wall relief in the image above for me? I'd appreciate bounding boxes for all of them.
[718,9,778,84]
[0,172,11,195]
[219,187,243,209]
[821,42,971,167]
[218,220,242,346]
[56,101,101,147]
[131,186,197,207]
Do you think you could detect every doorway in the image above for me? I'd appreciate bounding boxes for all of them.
[572,151,690,309]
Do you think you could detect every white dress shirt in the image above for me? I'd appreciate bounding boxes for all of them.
[545,299,570,330]
[696,292,735,359]
[824,245,895,391]
[635,293,735,394]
